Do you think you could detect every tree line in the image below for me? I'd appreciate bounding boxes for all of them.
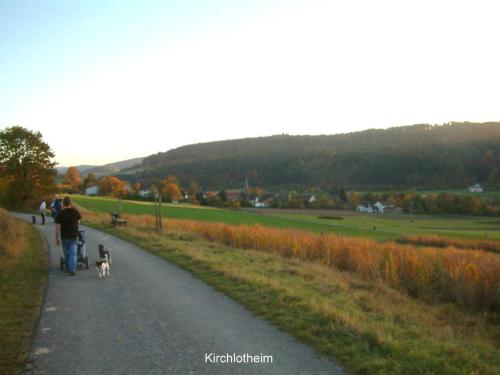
[2,125,499,218]
[187,187,500,216]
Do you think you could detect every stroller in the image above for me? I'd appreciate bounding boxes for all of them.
[60,230,89,271]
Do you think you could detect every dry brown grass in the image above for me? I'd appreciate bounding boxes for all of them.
[82,211,500,310]
[0,212,48,375]
[398,235,500,253]
[0,208,26,259]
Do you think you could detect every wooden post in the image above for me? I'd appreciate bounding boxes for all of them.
[154,193,159,232]
[158,194,163,233]
[117,197,122,216]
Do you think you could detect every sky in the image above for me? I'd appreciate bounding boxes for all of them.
[1,0,500,166]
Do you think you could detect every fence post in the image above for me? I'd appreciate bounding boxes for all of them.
[158,194,163,233]
[117,197,122,216]
[154,193,159,232]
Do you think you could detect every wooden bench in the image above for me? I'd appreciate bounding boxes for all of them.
[111,212,127,226]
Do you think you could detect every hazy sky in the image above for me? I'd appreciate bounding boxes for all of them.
[1,0,499,166]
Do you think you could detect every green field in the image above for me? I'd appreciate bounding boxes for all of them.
[284,213,500,240]
[73,195,500,241]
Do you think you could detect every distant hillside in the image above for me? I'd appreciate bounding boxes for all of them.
[56,165,96,175]
[84,157,144,176]
[58,157,144,177]
[123,122,500,191]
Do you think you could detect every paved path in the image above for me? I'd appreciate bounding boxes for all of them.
[17,213,343,374]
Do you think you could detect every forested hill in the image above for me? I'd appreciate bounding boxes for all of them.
[127,122,500,191]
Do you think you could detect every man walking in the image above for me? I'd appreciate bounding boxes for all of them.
[51,194,62,221]
[39,199,46,225]
[55,197,82,276]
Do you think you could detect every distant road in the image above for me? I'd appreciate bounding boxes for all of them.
[16,213,343,375]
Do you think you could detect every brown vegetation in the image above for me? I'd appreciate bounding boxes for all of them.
[84,211,500,310]
[97,176,128,197]
[0,208,26,258]
[64,166,83,191]
[398,235,500,253]
[0,212,47,375]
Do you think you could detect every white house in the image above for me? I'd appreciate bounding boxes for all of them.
[252,197,268,208]
[139,189,151,198]
[357,204,373,213]
[468,183,483,193]
[373,201,385,214]
[356,204,367,212]
[357,203,381,214]
[85,186,99,196]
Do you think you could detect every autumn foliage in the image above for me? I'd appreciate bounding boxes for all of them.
[398,235,500,254]
[64,166,83,191]
[0,126,56,208]
[98,176,128,197]
[159,175,182,201]
[84,211,500,310]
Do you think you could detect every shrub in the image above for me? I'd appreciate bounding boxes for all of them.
[398,235,500,254]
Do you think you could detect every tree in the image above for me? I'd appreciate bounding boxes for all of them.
[287,191,305,209]
[188,181,200,197]
[165,183,182,202]
[348,191,361,208]
[98,176,128,198]
[83,172,97,190]
[65,166,82,191]
[0,126,56,208]
[312,194,335,209]
[461,196,484,215]
[159,175,181,199]
[163,175,180,187]
[132,182,141,195]
[488,170,500,188]
[217,190,227,202]
[195,191,207,205]
[250,187,263,199]
[339,187,348,203]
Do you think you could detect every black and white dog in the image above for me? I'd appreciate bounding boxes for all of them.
[96,244,112,278]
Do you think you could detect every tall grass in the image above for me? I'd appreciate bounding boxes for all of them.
[84,211,500,310]
[398,235,500,253]
[0,211,48,375]
[0,208,26,258]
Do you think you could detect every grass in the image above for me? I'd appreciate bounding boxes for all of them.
[0,215,48,375]
[74,195,390,238]
[295,213,500,241]
[80,213,500,375]
[73,195,500,241]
